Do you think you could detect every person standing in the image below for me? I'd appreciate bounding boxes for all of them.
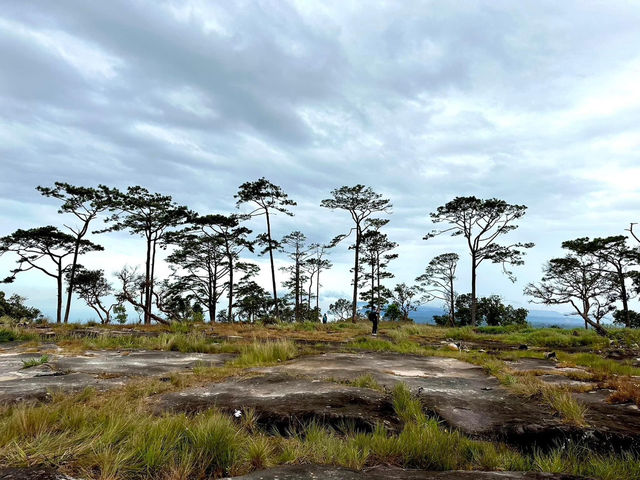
[368,308,379,336]
[322,312,328,324]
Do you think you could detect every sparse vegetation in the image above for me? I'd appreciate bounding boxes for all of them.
[0,321,638,479]
[21,355,49,369]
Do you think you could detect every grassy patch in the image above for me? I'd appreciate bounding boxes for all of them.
[21,355,49,369]
[231,340,298,367]
[0,327,38,343]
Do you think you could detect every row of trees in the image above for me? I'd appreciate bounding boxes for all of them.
[525,234,640,332]
[2,182,638,332]
[0,181,403,325]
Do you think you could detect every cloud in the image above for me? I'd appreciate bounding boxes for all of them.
[1,1,639,319]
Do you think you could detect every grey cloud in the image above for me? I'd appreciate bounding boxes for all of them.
[1,1,639,318]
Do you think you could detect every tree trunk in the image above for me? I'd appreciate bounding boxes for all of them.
[56,269,63,324]
[265,209,279,317]
[470,254,477,326]
[144,237,152,325]
[316,268,320,314]
[63,240,81,323]
[63,220,90,324]
[376,252,381,310]
[618,268,630,328]
[148,239,158,325]
[209,261,216,323]
[370,258,375,311]
[294,256,300,322]
[227,252,234,322]
[351,228,360,323]
[307,275,313,318]
[449,274,456,327]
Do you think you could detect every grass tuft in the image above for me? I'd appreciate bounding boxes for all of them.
[21,355,49,369]
[231,340,298,368]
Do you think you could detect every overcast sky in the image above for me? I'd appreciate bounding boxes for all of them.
[1,1,639,321]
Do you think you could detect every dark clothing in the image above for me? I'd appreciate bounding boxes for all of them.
[368,310,379,334]
[322,314,327,324]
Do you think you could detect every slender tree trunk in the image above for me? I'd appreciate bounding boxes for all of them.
[63,240,81,323]
[265,209,279,317]
[307,275,313,318]
[449,274,456,327]
[144,236,152,325]
[207,260,215,323]
[316,268,320,314]
[351,228,360,323]
[63,221,90,323]
[56,269,63,324]
[370,258,375,311]
[148,239,158,325]
[618,268,630,328]
[376,252,381,310]
[471,254,477,326]
[227,252,234,322]
[294,257,300,322]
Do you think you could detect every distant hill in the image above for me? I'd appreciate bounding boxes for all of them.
[407,305,603,329]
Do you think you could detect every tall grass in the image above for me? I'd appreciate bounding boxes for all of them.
[231,340,298,367]
[0,327,38,343]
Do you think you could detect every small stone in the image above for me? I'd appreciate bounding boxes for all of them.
[544,351,557,359]
[445,342,459,351]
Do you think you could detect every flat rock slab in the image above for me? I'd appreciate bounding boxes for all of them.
[0,353,58,381]
[256,353,549,438]
[52,350,232,376]
[156,373,399,433]
[0,372,126,403]
[0,468,80,480]
[255,352,640,451]
[505,358,586,375]
[223,465,589,480]
[0,350,232,404]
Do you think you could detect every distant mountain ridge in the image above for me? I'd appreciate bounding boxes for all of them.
[404,305,608,329]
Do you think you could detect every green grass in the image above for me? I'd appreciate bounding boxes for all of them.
[0,327,38,343]
[59,332,238,355]
[0,376,636,479]
[350,374,383,391]
[230,339,298,367]
[21,355,49,369]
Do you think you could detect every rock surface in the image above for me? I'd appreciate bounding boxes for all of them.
[156,373,400,433]
[0,467,80,480]
[222,464,590,479]
[251,352,640,451]
[0,350,232,404]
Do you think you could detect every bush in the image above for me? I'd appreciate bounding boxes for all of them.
[613,310,640,329]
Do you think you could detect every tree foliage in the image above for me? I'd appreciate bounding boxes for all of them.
[524,255,612,335]
[68,267,117,324]
[415,253,459,326]
[321,185,391,322]
[0,291,41,322]
[426,197,533,325]
[37,182,111,323]
[102,186,191,324]
[236,178,295,317]
[388,283,418,321]
[0,226,102,323]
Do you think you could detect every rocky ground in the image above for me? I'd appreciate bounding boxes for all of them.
[1,323,639,479]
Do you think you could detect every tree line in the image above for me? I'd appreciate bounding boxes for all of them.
[1,181,638,334]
